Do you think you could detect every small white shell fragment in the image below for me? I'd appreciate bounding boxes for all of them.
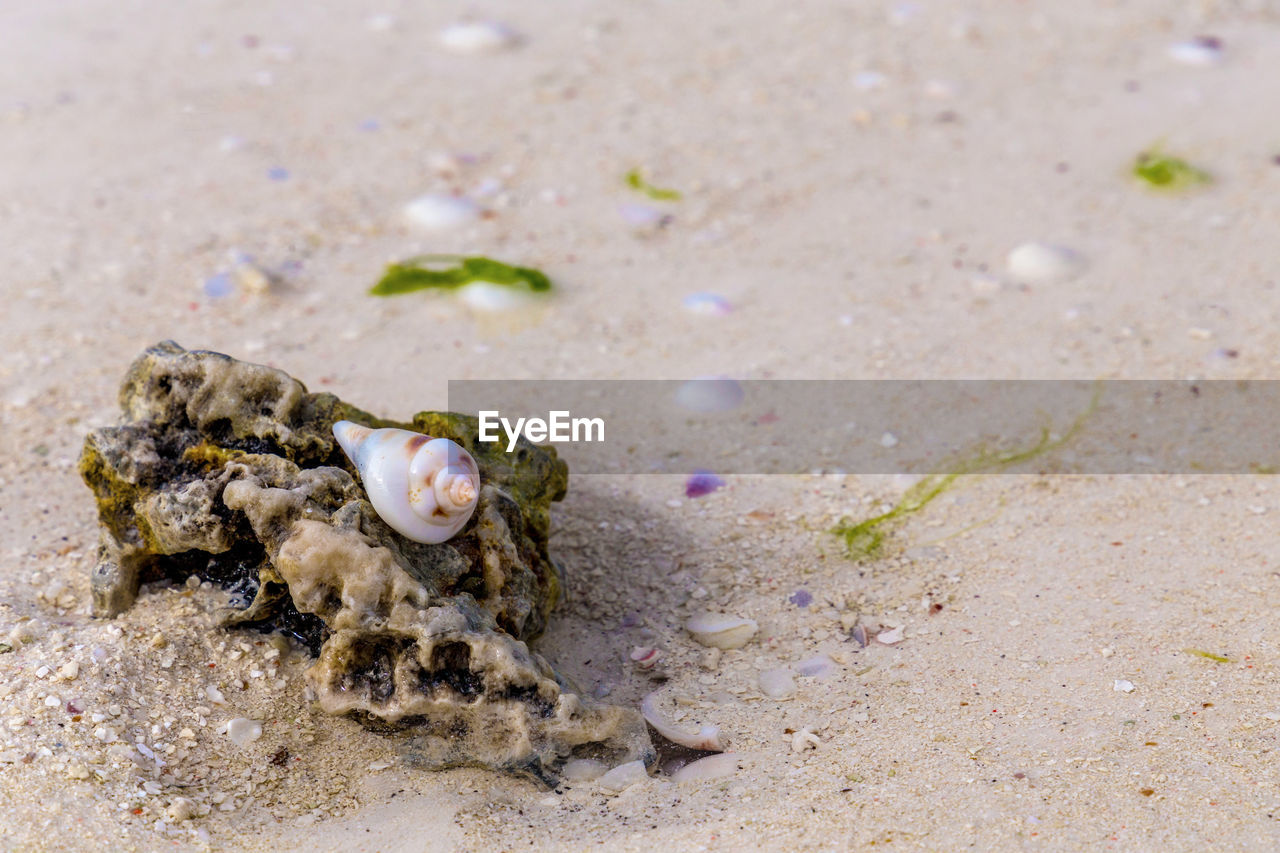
[629,646,661,669]
[876,626,905,645]
[597,760,649,793]
[794,654,836,679]
[1113,679,1136,693]
[1006,242,1085,284]
[458,281,541,313]
[880,432,899,449]
[438,21,519,54]
[671,753,743,784]
[205,685,226,705]
[226,717,263,747]
[852,70,888,91]
[1168,37,1223,67]
[685,613,758,650]
[674,378,744,413]
[166,797,198,822]
[561,758,609,782]
[641,690,727,751]
[403,194,479,231]
[758,667,796,699]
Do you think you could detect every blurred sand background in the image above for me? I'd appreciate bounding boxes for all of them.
[3,0,1280,850]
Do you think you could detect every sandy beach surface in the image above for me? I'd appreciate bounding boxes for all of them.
[3,1,1280,850]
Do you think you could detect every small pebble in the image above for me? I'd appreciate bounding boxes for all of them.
[1167,36,1223,67]
[403,194,480,231]
[852,70,888,91]
[674,378,743,413]
[682,292,733,316]
[438,21,519,54]
[458,281,541,313]
[203,273,234,300]
[685,613,758,650]
[226,717,263,747]
[562,758,608,782]
[597,760,648,793]
[758,668,796,699]
[166,797,198,822]
[794,655,836,678]
[66,763,91,780]
[1006,242,1085,284]
[671,753,742,783]
[788,589,813,608]
[876,626,905,645]
[619,202,670,229]
[1114,679,1136,693]
[880,432,899,449]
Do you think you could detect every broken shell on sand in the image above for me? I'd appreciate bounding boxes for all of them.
[685,612,758,650]
[641,689,728,752]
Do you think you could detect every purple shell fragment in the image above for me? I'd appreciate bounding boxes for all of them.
[685,469,725,498]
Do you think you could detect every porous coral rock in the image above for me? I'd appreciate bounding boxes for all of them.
[79,341,651,782]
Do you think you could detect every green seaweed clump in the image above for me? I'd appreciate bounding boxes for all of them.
[1133,149,1211,189]
[624,168,682,201]
[371,255,552,297]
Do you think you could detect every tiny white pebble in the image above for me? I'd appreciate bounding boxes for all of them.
[44,694,61,707]
[1114,679,1136,693]
[1007,242,1085,284]
[35,665,50,679]
[57,661,79,681]
[1188,327,1213,340]
[597,760,648,793]
[1100,647,1114,658]
[1168,37,1223,67]
[205,685,226,705]
[880,432,899,449]
[226,717,262,747]
[438,21,518,54]
[166,797,198,822]
[758,668,797,699]
[402,194,479,231]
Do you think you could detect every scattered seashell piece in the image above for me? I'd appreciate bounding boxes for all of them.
[641,690,727,751]
[685,613,758,650]
[794,654,836,679]
[674,378,744,413]
[597,759,649,793]
[758,667,796,699]
[226,717,262,747]
[682,292,733,316]
[629,646,661,670]
[438,21,519,54]
[403,193,480,231]
[1114,679,1136,693]
[876,626,905,645]
[458,280,542,313]
[671,753,742,783]
[561,758,609,782]
[1006,242,1085,284]
[1168,36,1223,67]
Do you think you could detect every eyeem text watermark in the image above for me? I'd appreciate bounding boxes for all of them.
[477,410,605,452]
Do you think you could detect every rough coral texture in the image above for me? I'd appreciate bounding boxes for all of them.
[79,341,651,783]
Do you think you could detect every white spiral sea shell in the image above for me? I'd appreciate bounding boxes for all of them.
[332,420,481,544]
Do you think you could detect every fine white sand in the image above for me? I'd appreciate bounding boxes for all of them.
[3,1,1280,850]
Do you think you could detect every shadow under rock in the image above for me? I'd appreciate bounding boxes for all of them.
[532,475,700,729]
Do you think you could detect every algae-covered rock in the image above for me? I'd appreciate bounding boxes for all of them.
[79,341,651,783]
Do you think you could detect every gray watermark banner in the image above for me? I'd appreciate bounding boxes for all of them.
[446,380,1280,475]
